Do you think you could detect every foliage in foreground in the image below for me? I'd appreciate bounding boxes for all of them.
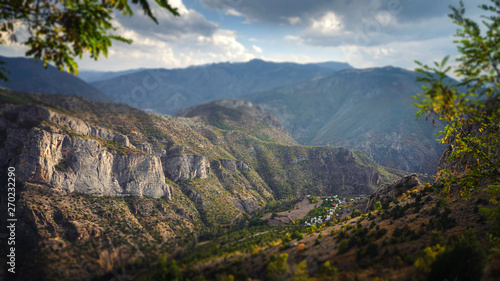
[413,0,500,237]
[0,0,179,79]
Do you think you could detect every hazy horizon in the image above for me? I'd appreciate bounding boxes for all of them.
[0,0,484,72]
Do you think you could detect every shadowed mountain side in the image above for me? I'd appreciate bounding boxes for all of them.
[77,68,145,83]
[0,56,111,102]
[175,99,297,145]
[246,66,446,175]
[90,59,352,115]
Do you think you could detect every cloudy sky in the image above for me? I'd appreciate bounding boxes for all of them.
[0,0,485,71]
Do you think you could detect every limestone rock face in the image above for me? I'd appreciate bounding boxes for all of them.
[2,105,172,199]
[219,159,252,172]
[163,151,210,182]
[365,174,421,211]
[18,105,131,145]
[15,127,172,199]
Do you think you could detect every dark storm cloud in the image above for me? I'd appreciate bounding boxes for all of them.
[201,0,466,46]
[201,0,451,25]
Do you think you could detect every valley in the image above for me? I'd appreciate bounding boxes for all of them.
[0,73,497,280]
[1,1,499,280]
[0,89,405,280]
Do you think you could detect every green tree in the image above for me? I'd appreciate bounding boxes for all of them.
[413,0,500,234]
[265,253,290,281]
[0,0,179,80]
[351,208,361,218]
[428,230,487,281]
[154,255,182,281]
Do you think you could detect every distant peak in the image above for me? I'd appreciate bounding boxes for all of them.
[248,58,266,63]
[212,99,254,109]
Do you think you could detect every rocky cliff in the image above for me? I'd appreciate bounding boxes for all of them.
[365,174,421,211]
[1,104,173,199]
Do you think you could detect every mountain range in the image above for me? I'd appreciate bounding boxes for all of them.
[87,60,444,174]
[0,56,111,102]
[89,59,352,114]
[246,66,446,174]
[0,56,444,175]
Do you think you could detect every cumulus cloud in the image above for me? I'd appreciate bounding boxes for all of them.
[337,36,457,69]
[114,0,219,41]
[249,45,263,54]
[0,0,262,71]
[107,0,263,69]
[78,18,258,71]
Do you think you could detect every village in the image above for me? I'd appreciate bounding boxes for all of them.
[261,194,369,227]
[303,195,367,226]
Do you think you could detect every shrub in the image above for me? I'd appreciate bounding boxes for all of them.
[291,230,304,240]
[265,254,290,281]
[153,255,182,281]
[357,242,378,260]
[215,274,235,281]
[309,196,318,203]
[307,225,317,234]
[296,243,307,251]
[279,242,290,251]
[368,212,376,221]
[369,220,376,229]
[319,261,338,276]
[293,260,309,281]
[375,228,387,239]
[351,209,361,218]
[338,239,350,254]
[438,207,457,230]
[428,230,487,281]
[382,202,390,210]
[414,244,445,275]
[390,205,406,219]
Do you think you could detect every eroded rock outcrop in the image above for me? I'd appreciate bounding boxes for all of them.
[163,146,210,182]
[365,174,421,211]
[219,159,252,172]
[16,127,172,199]
[1,105,172,199]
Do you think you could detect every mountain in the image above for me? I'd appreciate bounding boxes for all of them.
[246,66,447,175]
[90,59,353,115]
[310,61,353,70]
[90,61,443,174]
[175,99,297,145]
[0,89,401,280]
[77,68,145,83]
[0,56,111,102]
[164,174,495,281]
